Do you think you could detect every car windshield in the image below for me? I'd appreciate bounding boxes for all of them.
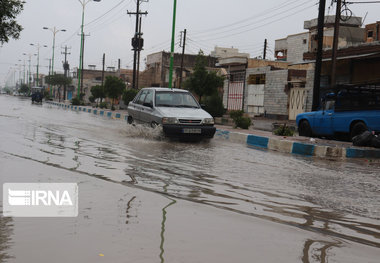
[155,91,200,108]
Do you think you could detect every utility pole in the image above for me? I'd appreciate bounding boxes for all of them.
[312,0,326,111]
[263,39,267,60]
[23,60,26,85]
[46,58,52,94]
[137,17,142,90]
[101,53,105,87]
[179,29,187,88]
[128,0,148,89]
[62,46,71,101]
[331,0,342,93]
[80,34,90,96]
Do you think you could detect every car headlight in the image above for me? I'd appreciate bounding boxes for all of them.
[162,117,179,124]
[203,118,214,125]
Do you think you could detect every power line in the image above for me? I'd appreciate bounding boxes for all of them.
[192,0,312,41]
[191,0,304,36]
[85,0,129,26]
[193,2,318,43]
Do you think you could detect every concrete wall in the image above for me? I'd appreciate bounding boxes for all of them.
[286,32,309,63]
[263,70,289,118]
[248,59,289,69]
[211,47,249,59]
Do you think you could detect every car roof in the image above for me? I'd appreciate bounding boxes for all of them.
[141,87,189,93]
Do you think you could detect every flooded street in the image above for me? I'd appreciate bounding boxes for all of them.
[0,95,379,262]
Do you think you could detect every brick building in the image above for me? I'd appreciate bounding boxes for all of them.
[365,21,380,42]
[141,51,218,88]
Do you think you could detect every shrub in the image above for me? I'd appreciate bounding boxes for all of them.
[229,110,251,129]
[43,90,52,100]
[99,102,107,109]
[122,89,139,106]
[71,97,82,106]
[273,124,295,137]
[229,110,244,121]
[203,94,226,117]
[88,95,95,103]
[234,117,252,129]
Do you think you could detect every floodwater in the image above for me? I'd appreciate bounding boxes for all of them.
[0,95,379,263]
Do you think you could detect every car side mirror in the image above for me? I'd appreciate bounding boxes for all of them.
[200,104,206,109]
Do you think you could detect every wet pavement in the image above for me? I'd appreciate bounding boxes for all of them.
[0,95,379,262]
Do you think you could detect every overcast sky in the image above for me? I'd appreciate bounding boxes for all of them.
[1,0,379,87]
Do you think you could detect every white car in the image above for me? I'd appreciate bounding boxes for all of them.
[127,87,216,139]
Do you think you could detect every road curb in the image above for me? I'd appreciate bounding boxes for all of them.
[47,101,129,122]
[215,129,380,159]
[47,102,380,159]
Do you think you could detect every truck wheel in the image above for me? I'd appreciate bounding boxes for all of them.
[299,120,312,137]
[350,122,367,140]
[127,116,134,124]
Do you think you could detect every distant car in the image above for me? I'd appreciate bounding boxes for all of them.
[31,87,44,104]
[127,87,216,139]
[296,85,380,140]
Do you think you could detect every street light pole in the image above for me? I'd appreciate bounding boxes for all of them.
[23,53,36,88]
[168,0,177,90]
[77,0,101,100]
[30,43,47,86]
[43,26,66,95]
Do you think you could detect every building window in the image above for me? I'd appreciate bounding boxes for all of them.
[303,39,307,44]
[368,30,374,38]
[248,74,265,85]
[230,72,245,82]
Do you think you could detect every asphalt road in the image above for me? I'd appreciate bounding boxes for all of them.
[0,95,379,263]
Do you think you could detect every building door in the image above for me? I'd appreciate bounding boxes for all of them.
[247,84,265,115]
[227,72,245,111]
[288,87,306,120]
[67,91,72,101]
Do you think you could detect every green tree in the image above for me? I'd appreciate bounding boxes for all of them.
[18,83,30,96]
[122,88,139,106]
[104,76,126,110]
[0,0,24,44]
[203,94,226,117]
[45,74,72,101]
[90,85,106,106]
[3,87,11,94]
[183,50,224,102]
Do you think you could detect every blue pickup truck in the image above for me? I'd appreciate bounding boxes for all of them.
[296,86,380,140]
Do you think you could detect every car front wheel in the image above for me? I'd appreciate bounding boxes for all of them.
[298,120,312,137]
[127,116,134,124]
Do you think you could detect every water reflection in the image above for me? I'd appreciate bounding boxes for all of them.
[0,211,13,261]
[125,196,136,225]
[159,199,176,263]
[301,239,340,263]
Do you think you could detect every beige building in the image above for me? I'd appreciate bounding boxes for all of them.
[275,16,365,63]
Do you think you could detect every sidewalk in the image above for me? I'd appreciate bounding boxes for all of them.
[46,101,380,159]
[215,124,380,159]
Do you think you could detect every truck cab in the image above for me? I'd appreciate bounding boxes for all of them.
[296,85,380,140]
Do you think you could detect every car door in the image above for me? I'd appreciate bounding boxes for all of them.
[140,90,155,124]
[129,90,148,122]
[313,100,334,136]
